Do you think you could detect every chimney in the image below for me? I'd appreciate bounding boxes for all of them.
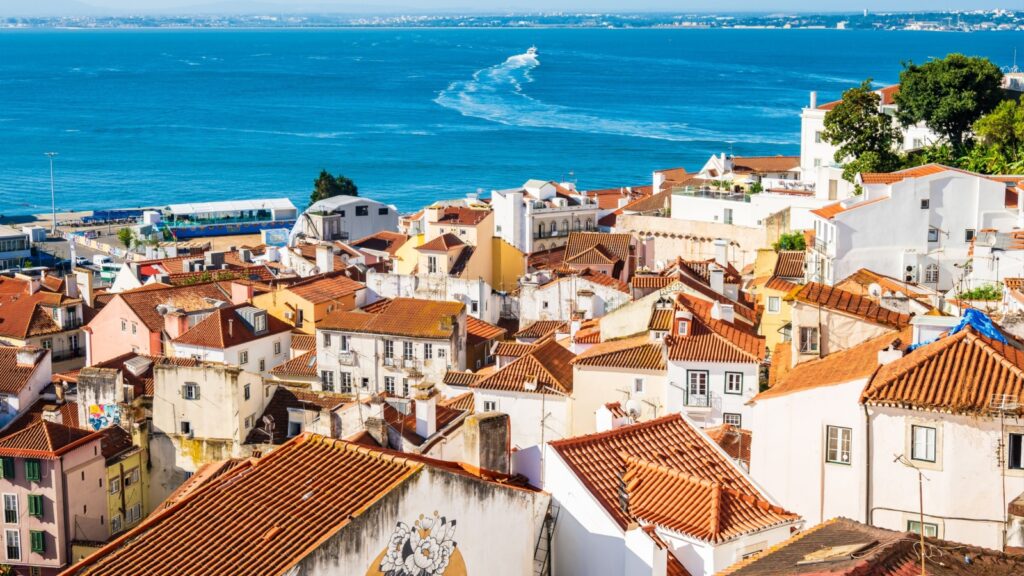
[238,248,252,263]
[64,274,79,299]
[230,281,254,305]
[414,382,439,439]
[809,91,818,109]
[227,318,234,339]
[315,244,334,273]
[15,346,43,367]
[463,412,510,474]
[709,266,725,295]
[364,416,389,448]
[713,238,728,267]
[163,310,188,339]
[41,405,62,425]
[877,345,903,366]
[711,302,735,324]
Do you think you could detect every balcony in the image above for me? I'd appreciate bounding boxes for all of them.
[50,348,84,362]
[684,393,712,410]
[672,186,751,203]
[336,351,356,366]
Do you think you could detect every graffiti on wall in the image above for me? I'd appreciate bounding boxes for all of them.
[87,404,120,431]
[367,512,466,576]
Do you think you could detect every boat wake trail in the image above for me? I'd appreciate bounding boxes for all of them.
[434,50,792,145]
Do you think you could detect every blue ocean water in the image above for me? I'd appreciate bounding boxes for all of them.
[0,28,1020,216]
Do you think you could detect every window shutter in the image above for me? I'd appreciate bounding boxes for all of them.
[30,530,44,553]
[28,495,42,517]
[25,459,40,482]
[0,457,12,479]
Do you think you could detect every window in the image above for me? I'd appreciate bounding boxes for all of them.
[125,467,140,486]
[239,350,249,365]
[273,341,281,355]
[384,377,396,395]
[677,320,689,335]
[927,228,939,243]
[470,301,479,314]
[183,383,199,400]
[321,370,335,392]
[361,377,370,390]
[1008,433,1024,470]
[24,460,40,482]
[542,301,549,310]
[483,400,497,412]
[907,520,938,537]
[911,425,936,462]
[965,229,975,242]
[244,383,251,401]
[258,358,266,372]
[799,327,819,354]
[826,426,852,464]
[323,332,332,347]
[109,477,121,494]
[6,529,19,561]
[40,339,51,350]
[924,264,939,284]
[3,495,16,524]
[111,514,122,533]
[181,421,192,436]
[29,530,43,554]
[724,413,742,427]
[378,207,389,215]
[402,378,410,397]
[27,495,42,518]
[767,296,780,314]
[725,372,743,395]
[687,371,709,406]
[920,199,929,209]
[427,256,438,274]
[634,378,644,394]
[814,131,822,143]
[340,372,352,394]
[424,343,433,359]
[0,458,13,480]
[384,340,394,361]
[287,420,302,438]
[244,414,254,429]
[356,205,369,216]
[340,335,349,352]
[403,341,414,360]
[437,347,446,359]
[127,504,142,524]
[131,322,137,335]
[121,319,127,332]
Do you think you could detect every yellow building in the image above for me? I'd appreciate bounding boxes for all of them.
[102,424,150,538]
[252,271,365,334]
[747,249,804,355]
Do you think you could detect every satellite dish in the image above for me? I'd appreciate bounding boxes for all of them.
[867,283,883,299]
[624,399,642,420]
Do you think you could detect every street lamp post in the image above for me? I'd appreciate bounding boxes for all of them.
[44,152,58,235]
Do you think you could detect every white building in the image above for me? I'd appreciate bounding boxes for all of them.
[169,303,293,374]
[0,225,31,271]
[518,269,632,324]
[364,271,500,324]
[546,414,800,576]
[807,165,1020,290]
[0,346,51,431]
[290,195,399,244]
[315,298,467,397]
[490,179,600,254]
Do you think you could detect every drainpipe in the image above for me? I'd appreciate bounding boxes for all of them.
[864,404,873,525]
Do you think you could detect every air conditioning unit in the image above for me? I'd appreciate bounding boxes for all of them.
[904,264,919,283]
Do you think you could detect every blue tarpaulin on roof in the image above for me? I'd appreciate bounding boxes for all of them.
[906,308,1007,352]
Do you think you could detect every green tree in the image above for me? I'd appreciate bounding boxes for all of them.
[772,231,806,252]
[894,54,1004,154]
[967,99,1024,173]
[116,228,134,249]
[822,80,903,182]
[310,170,358,205]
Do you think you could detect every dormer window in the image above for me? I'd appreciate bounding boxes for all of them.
[253,312,267,334]
[677,319,689,336]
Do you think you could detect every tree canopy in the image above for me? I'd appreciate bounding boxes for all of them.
[773,231,806,252]
[894,53,1004,153]
[966,99,1024,173]
[311,170,358,205]
[116,228,134,249]
[822,79,903,182]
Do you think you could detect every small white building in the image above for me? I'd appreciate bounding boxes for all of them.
[518,269,632,324]
[365,271,500,324]
[169,303,293,374]
[490,179,600,254]
[315,298,467,397]
[290,195,399,244]
[807,165,1019,290]
[546,414,800,576]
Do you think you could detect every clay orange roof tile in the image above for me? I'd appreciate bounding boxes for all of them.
[790,282,910,329]
[572,336,666,371]
[319,298,464,339]
[472,339,574,395]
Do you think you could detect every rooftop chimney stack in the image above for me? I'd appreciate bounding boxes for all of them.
[810,91,818,109]
[315,244,335,274]
[414,382,439,440]
[709,266,725,296]
[15,346,43,367]
[161,309,189,340]
[713,238,728,267]
[64,274,79,299]
[711,302,735,324]
[230,281,254,305]
[463,412,510,474]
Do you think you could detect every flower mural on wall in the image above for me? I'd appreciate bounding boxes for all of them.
[367,512,466,576]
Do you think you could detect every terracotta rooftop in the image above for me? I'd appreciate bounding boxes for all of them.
[100,425,136,462]
[443,370,484,388]
[285,271,364,305]
[720,517,1024,575]
[319,298,464,339]
[729,155,800,174]
[514,320,567,340]
[764,277,799,293]
[466,315,506,342]
[549,414,777,533]
[809,195,889,220]
[289,332,315,352]
[432,205,490,226]
[704,424,752,465]
[527,245,567,269]
[494,341,536,358]
[381,400,466,447]
[541,268,631,294]
[773,251,805,279]
[269,349,317,378]
[0,346,47,396]
[817,83,899,110]
[564,244,619,266]
[678,258,742,285]
[472,339,574,395]
[114,282,229,333]
[246,387,349,445]
[789,282,911,329]
[0,420,99,459]
[858,163,1007,187]
[416,233,465,252]
[649,307,674,331]
[753,328,910,402]
[0,288,78,340]
[862,326,1024,416]
[666,295,765,363]
[440,391,475,412]
[57,353,200,398]
[572,336,666,371]
[350,230,409,257]
[4,399,80,432]
[564,232,633,264]
[172,304,292,349]
[632,275,675,290]
[836,268,934,300]
[623,456,795,544]
[667,270,757,324]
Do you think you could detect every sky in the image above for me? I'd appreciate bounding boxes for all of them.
[0,0,1011,16]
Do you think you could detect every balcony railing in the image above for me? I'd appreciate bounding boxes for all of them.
[672,186,751,203]
[337,351,356,366]
[49,349,84,362]
[684,393,711,408]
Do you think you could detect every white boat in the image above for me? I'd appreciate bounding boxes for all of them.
[526,46,538,57]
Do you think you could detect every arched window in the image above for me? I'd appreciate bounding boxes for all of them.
[560,220,569,236]
[537,223,545,239]
[924,263,939,284]
[573,218,581,231]
[549,221,557,235]
[536,243,545,252]
[585,218,594,231]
